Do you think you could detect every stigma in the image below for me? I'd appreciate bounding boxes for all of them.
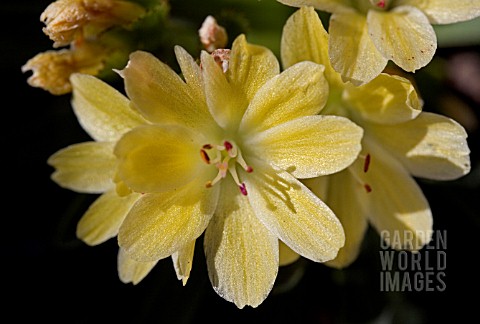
[200,140,253,195]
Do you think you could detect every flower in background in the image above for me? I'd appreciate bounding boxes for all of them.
[40,0,146,48]
[280,6,471,268]
[110,34,362,308]
[277,0,480,85]
[22,0,171,95]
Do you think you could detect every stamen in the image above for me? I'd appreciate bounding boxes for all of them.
[348,167,373,194]
[200,149,210,164]
[369,0,387,8]
[201,140,252,195]
[239,183,248,196]
[363,153,371,173]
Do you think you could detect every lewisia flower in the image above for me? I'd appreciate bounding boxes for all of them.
[277,0,480,85]
[110,34,363,308]
[280,6,471,267]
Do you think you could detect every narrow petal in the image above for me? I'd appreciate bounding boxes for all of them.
[281,6,343,86]
[70,73,146,142]
[77,190,141,246]
[201,50,248,129]
[172,240,196,286]
[352,140,433,251]
[367,112,471,180]
[329,10,388,85]
[397,0,480,24]
[227,34,280,103]
[118,248,158,285]
[279,241,300,266]
[118,178,219,262]
[48,141,116,193]
[367,6,437,72]
[343,73,422,125]
[114,125,208,193]
[277,0,352,13]
[121,51,213,129]
[247,115,363,178]
[174,45,206,104]
[204,179,278,309]
[240,61,328,134]
[310,171,369,269]
[245,162,345,262]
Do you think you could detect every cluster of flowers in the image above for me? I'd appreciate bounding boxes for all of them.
[24,0,478,308]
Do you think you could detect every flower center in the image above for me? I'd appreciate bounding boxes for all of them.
[200,140,253,195]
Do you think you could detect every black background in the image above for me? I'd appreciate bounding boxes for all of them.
[5,1,480,323]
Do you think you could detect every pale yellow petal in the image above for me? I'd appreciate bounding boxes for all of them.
[247,115,363,178]
[245,162,345,262]
[240,61,328,134]
[367,6,437,72]
[329,10,388,85]
[227,34,280,103]
[277,0,352,12]
[279,241,300,266]
[313,171,369,269]
[70,73,146,142]
[174,46,206,104]
[352,140,433,251]
[172,240,196,286]
[121,51,213,129]
[204,179,278,309]
[397,0,480,24]
[48,141,116,193]
[368,112,471,180]
[118,248,158,285]
[201,50,248,130]
[118,178,219,262]
[114,125,208,193]
[343,73,422,125]
[281,6,343,87]
[77,190,141,246]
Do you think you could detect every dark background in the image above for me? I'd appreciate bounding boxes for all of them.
[5,1,479,322]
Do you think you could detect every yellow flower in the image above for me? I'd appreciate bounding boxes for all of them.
[41,0,146,48]
[277,0,480,85]
[280,7,471,268]
[111,34,363,308]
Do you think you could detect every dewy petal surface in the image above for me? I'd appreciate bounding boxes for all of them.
[114,125,207,193]
[121,51,213,130]
[397,0,480,24]
[329,9,388,85]
[204,179,278,309]
[353,140,433,251]
[367,6,437,72]
[77,189,141,246]
[367,112,471,180]
[227,35,280,103]
[240,61,328,134]
[118,177,219,262]
[246,162,345,262]
[70,73,146,143]
[48,141,116,193]
[247,115,363,178]
[172,240,196,286]
[343,73,422,125]
[311,171,369,269]
[118,248,158,285]
[201,50,248,130]
[281,6,343,86]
